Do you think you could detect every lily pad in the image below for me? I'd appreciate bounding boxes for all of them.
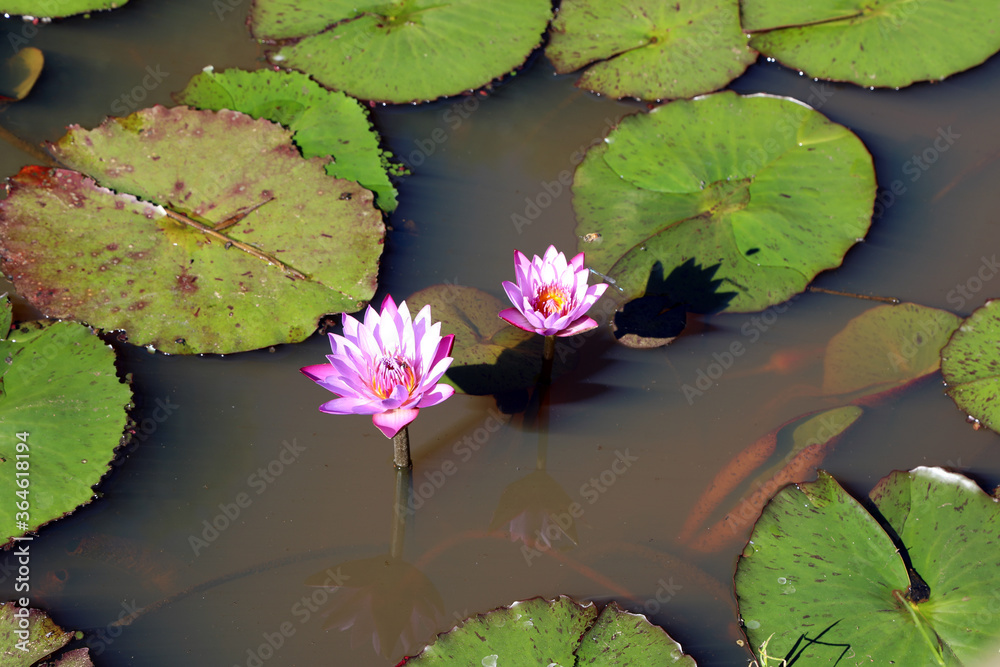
[0,106,385,354]
[405,284,568,395]
[398,596,696,666]
[823,303,960,402]
[175,68,399,212]
[0,315,132,545]
[0,603,91,666]
[683,405,862,552]
[573,92,875,313]
[250,0,553,104]
[0,47,43,103]
[0,1,125,18]
[546,0,756,101]
[735,467,1000,666]
[941,299,1000,433]
[742,0,1000,88]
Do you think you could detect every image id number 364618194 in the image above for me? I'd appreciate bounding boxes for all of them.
[13,432,30,532]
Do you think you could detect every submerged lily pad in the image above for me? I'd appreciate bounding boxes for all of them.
[0,314,131,545]
[941,299,1000,433]
[546,0,756,101]
[683,405,862,552]
[573,92,875,313]
[0,106,384,354]
[735,467,1000,666]
[399,596,696,666]
[0,603,91,666]
[251,0,552,103]
[405,284,567,395]
[0,1,125,18]
[175,68,399,212]
[823,303,960,402]
[742,0,1000,88]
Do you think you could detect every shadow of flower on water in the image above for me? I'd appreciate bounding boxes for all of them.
[304,468,445,660]
[304,555,445,660]
[489,468,578,552]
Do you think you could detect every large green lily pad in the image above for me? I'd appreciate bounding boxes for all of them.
[0,315,132,545]
[405,284,569,395]
[398,596,696,665]
[0,602,91,666]
[735,467,1000,666]
[742,0,1000,88]
[250,0,553,104]
[0,1,125,17]
[546,0,756,101]
[175,68,399,212]
[941,299,1000,433]
[573,92,875,313]
[823,303,960,402]
[0,106,384,354]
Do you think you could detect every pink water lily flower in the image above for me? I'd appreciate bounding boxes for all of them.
[499,245,608,336]
[301,295,455,439]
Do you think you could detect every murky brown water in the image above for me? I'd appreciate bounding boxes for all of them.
[2,2,1000,665]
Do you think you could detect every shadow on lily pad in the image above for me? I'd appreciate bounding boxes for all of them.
[613,260,736,348]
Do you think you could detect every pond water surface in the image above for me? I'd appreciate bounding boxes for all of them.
[2,2,1000,666]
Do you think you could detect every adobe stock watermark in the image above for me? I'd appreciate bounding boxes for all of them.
[213,0,250,20]
[945,254,1000,311]
[117,395,180,464]
[522,449,639,565]
[7,16,51,54]
[396,408,510,516]
[188,438,307,556]
[640,577,683,616]
[233,566,349,667]
[722,408,855,534]
[511,117,618,235]
[110,65,171,116]
[873,125,961,218]
[878,0,923,35]
[887,308,963,373]
[552,296,619,364]
[83,599,144,657]
[681,295,801,405]
[399,94,483,169]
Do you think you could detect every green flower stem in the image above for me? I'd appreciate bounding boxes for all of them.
[393,426,411,469]
[391,466,411,559]
[541,334,555,385]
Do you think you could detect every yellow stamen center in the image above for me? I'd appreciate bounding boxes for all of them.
[534,284,571,318]
[371,354,417,399]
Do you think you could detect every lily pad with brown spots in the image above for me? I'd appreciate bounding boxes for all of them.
[0,106,384,354]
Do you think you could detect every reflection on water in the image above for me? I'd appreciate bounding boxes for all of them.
[0,2,999,666]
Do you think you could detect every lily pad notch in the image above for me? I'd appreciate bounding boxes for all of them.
[547,0,757,101]
[573,91,876,314]
[399,595,696,665]
[736,467,1000,665]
